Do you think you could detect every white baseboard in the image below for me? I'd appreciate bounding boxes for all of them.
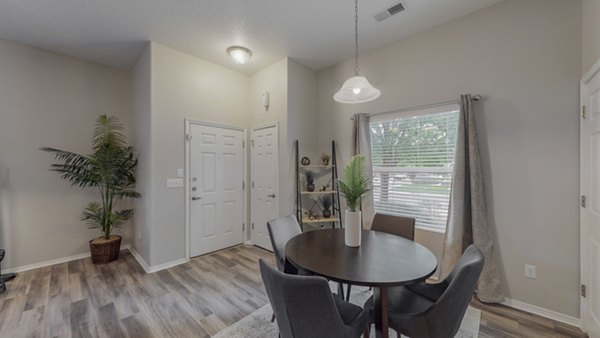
[3,244,131,274]
[501,298,580,328]
[127,246,151,272]
[127,246,187,273]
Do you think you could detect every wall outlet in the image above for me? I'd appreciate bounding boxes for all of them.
[524,264,536,279]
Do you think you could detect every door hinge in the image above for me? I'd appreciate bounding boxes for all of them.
[252,181,255,188]
[581,284,586,297]
[186,133,192,141]
[582,195,587,208]
[242,140,245,148]
[582,105,587,119]
[251,139,255,147]
[242,223,245,231]
[242,181,245,189]
[252,222,254,230]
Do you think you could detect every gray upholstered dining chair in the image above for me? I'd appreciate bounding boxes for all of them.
[371,213,415,241]
[344,213,416,300]
[267,215,303,273]
[363,244,484,338]
[259,259,370,338]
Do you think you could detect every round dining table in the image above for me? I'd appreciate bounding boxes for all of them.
[285,228,438,338]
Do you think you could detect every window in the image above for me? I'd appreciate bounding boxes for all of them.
[369,104,459,232]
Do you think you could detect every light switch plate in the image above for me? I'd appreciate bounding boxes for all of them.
[524,264,536,279]
[166,178,184,188]
[177,168,184,178]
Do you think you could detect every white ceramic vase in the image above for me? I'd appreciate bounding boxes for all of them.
[344,210,362,247]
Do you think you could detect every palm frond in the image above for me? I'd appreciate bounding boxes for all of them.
[337,155,370,212]
[42,114,140,238]
[92,114,126,150]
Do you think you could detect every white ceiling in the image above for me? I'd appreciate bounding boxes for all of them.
[0,0,503,75]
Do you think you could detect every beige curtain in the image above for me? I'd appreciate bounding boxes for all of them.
[440,95,504,303]
[352,113,375,229]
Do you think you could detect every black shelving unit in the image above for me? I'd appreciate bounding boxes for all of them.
[295,140,343,231]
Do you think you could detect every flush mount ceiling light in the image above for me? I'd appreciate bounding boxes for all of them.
[227,46,252,64]
[333,0,381,104]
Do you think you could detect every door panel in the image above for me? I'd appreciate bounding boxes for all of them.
[251,125,279,251]
[583,68,600,338]
[190,124,244,257]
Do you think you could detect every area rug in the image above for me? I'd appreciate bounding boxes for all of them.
[212,286,480,338]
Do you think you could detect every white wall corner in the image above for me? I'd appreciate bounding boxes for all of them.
[128,246,187,273]
[501,298,581,328]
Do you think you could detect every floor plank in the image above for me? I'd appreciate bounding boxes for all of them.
[0,245,588,337]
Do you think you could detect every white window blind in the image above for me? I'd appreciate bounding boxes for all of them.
[369,104,459,232]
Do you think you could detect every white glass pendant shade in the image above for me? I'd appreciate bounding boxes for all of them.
[333,75,381,104]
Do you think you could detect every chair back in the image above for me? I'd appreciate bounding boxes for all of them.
[426,245,484,337]
[267,215,302,271]
[259,259,347,338]
[371,213,415,241]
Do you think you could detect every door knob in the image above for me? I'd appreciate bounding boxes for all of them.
[267,194,276,198]
[192,196,202,201]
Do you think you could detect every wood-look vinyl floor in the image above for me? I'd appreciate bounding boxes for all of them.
[0,245,588,338]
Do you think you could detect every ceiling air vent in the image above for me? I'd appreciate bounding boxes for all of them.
[373,1,406,22]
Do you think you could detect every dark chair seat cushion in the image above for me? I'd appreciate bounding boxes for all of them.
[333,294,365,325]
[364,286,434,336]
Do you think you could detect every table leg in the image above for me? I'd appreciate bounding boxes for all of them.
[373,286,389,338]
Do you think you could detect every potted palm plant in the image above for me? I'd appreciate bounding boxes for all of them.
[338,155,369,247]
[320,194,333,218]
[41,115,140,264]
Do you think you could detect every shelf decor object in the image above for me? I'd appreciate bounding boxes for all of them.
[295,140,343,231]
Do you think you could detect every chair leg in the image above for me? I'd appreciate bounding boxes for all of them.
[271,313,276,322]
[363,324,370,338]
[346,284,352,301]
[338,282,345,299]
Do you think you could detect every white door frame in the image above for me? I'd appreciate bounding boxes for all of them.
[184,119,247,260]
[250,122,279,247]
[581,57,600,333]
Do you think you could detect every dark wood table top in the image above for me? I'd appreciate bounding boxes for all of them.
[285,228,438,287]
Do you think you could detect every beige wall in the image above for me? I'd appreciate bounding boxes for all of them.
[317,0,582,317]
[249,58,289,219]
[0,38,132,269]
[248,58,319,225]
[583,0,600,75]
[146,42,250,267]
[131,44,153,264]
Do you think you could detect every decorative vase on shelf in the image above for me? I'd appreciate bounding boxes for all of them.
[345,210,361,247]
[322,209,331,218]
[307,183,315,192]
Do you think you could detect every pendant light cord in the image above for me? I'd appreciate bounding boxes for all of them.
[354,0,359,76]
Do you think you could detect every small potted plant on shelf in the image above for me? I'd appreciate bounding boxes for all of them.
[321,153,331,166]
[320,194,333,218]
[338,155,369,247]
[305,170,315,192]
[41,115,140,264]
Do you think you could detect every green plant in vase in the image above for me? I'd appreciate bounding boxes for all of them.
[337,155,369,247]
[305,170,315,192]
[320,194,333,218]
[41,115,140,264]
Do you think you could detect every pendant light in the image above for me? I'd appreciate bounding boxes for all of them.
[333,0,381,104]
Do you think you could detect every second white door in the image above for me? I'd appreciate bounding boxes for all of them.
[189,123,244,257]
[251,125,279,251]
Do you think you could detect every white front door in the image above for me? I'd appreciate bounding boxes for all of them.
[251,125,279,251]
[582,65,600,338]
[189,123,244,257]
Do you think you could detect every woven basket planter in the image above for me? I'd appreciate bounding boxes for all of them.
[89,235,122,264]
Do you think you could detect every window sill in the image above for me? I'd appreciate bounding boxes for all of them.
[415,226,446,235]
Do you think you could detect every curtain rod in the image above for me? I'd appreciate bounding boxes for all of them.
[352,94,482,120]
